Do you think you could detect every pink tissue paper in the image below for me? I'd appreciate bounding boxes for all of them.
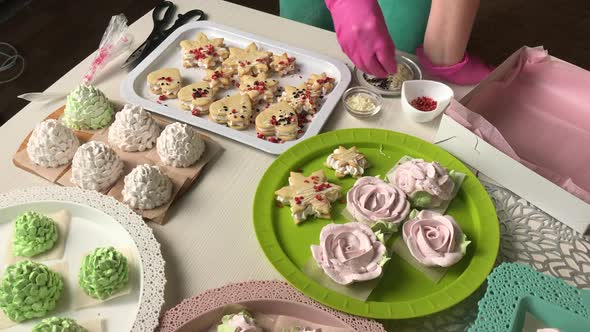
[446,46,590,204]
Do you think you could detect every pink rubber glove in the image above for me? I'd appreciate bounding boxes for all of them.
[416,46,493,85]
[326,0,397,78]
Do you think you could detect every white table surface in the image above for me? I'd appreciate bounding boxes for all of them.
[0,0,473,315]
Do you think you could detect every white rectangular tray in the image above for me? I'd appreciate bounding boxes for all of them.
[121,21,351,155]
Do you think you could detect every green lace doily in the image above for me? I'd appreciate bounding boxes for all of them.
[470,263,590,331]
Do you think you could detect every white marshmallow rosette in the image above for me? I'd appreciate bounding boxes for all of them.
[156,122,205,168]
[108,104,160,152]
[346,176,410,228]
[311,222,387,285]
[71,141,123,192]
[122,164,173,210]
[402,210,470,267]
[388,159,455,208]
[26,119,79,168]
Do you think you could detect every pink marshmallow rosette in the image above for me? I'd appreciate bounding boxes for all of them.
[388,159,456,208]
[311,222,387,285]
[402,210,470,267]
[346,176,410,227]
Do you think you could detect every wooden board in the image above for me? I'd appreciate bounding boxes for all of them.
[12,106,223,224]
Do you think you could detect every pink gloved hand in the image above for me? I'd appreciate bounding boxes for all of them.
[326,0,397,78]
[416,46,493,85]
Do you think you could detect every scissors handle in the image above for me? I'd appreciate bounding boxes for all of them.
[151,1,176,33]
[162,9,206,35]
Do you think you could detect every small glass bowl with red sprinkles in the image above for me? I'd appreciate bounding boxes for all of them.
[400,80,454,123]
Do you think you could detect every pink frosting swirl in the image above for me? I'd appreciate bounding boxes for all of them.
[311,222,386,285]
[346,176,410,226]
[388,159,455,208]
[402,210,468,267]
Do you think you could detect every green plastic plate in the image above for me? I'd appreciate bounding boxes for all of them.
[253,128,499,319]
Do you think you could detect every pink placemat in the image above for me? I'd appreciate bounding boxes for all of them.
[159,280,386,332]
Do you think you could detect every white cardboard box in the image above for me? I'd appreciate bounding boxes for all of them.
[434,48,590,235]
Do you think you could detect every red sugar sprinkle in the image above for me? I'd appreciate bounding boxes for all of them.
[410,96,437,112]
[158,95,167,101]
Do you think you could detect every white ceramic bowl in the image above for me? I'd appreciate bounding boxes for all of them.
[401,80,453,123]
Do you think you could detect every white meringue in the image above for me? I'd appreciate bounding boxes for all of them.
[156,123,205,168]
[108,104,160,152]
[71,141,124,192]
[27,119,79,168]
[122,164,173,210]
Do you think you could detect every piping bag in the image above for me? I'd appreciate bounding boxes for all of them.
[18,14,133,102]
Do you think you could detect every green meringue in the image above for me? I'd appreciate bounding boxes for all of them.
[63,84,114,130]
[32,317,88,332]
[13,211,58,257]
[78,247,128,300]
[0,260,64,322]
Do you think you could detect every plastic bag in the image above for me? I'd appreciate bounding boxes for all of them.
[82,14,133,84]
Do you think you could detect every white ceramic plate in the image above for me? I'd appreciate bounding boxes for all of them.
[121,21,352,155]
[0,187,165,332]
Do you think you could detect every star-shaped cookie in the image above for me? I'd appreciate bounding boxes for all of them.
[239,73,279,104]
[222,42,272,77]
[203,66,234,90]
[270,52,296,76]
[255,102,299,141]
[209,93,253,130]
[180,32,229,68]
[278,84,319,114]
[275,170,341,224]
[305,72,335,98]
[325,146,369,178]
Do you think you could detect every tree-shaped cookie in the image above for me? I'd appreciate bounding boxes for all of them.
[180,32,229,68]
[178,82,217,116]
[239,73,279,104]
[278,84,319,114]
[275,170,341,224]
[209,93,253,130]
[222,42,272,77]
[255,102,299,141]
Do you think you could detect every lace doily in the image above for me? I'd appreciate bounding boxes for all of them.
[0,186,166,332]
[158,280,386,332]
[385,181,590,331]
[469,262,590,331]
